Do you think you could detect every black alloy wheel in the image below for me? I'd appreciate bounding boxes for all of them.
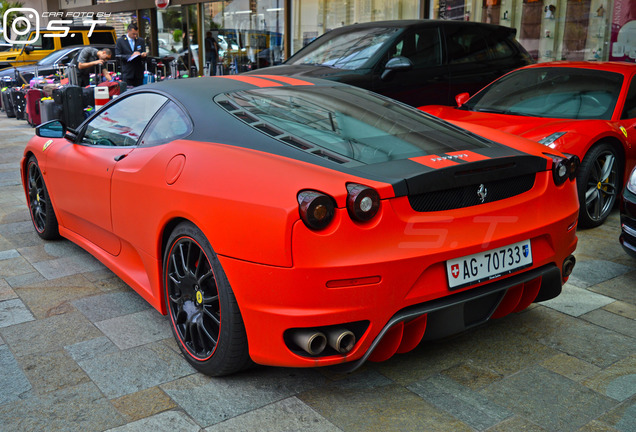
[164,222,250,376]
[577,143,621,228]
[26,156,59,239]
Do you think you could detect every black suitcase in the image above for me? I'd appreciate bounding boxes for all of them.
[82,86,95,108]
[39,98,62,124]
[11,87,27,120]
[1,88,15,118]
[52,85,84,129]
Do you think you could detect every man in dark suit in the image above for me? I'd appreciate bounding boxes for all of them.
[116,23,147,87]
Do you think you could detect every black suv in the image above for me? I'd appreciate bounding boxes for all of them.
[249,20,533,106]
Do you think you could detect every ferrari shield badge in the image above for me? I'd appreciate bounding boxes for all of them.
[43,140,53,151]
[620,126,628,138]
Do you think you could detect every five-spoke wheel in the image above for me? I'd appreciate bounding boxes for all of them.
[577,143,621,228]
[164,222,250,376]
[26,156,59,239]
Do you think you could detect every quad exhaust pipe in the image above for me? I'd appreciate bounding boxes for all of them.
[562,255,576,279]
[291,328,356,356]
[291,330,327,356]
[326,328,356,353]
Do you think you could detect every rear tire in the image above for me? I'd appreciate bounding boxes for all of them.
[577,143,621,228]
[163,221,251,376]
[26,156,59,240]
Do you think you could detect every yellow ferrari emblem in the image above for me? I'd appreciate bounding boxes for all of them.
[620,126,628,138]
[196,291,203,304]
[43,140,53,151]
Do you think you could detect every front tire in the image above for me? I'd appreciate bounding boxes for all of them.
[163,222,250,376]
[577,143,621,228]
[26,156,59,239]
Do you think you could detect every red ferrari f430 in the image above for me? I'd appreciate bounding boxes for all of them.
[22,76,579,375]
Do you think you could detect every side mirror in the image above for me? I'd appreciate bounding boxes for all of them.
[455,92,470,107]
[381,56,413,81]
[23,45,34,54]
[35,120,67,138]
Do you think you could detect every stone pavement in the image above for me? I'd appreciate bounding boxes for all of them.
[0,114,634,432]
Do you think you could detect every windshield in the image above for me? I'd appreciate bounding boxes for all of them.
[465,67,623,120]
[286,27,399,70]
[217,86,493,165]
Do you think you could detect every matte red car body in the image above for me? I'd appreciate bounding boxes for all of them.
[21,76,578,370]
[419,62,636,189]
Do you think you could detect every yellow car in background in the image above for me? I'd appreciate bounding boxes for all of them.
[0,25,116,69]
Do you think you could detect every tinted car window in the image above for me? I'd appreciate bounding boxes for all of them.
[390,27,442,67]
[446,26,493,64]
[142,101,192,146]
[26,33,55,51]
[36,49,73,66]
[61,32,83,48]
[89,32,117,45]
[465,68,623,120]
[621,76,636,120]
[287,27,399,70]
[218,86,493,165]
[82,93,167,147]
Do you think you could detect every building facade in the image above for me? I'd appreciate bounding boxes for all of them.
[38,0,634,74]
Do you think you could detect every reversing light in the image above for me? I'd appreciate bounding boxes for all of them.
[346,183,380,222]
[538,132,567,147]
[550,154,579,185]
[297,190,335,230]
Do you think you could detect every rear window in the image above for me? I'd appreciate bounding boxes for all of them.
[216,86,493,165]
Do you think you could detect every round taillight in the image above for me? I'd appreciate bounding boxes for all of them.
[346,183,380,222]
[551,154,580,186]
[297,190,335,230]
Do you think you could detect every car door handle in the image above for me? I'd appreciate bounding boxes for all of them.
[114,154,127,161]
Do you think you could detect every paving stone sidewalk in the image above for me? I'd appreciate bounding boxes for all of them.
[0,115,634,431]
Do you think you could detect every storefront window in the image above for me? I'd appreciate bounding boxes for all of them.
[292,0,419,55]
[200,0,284,74]
[92,11,136,37]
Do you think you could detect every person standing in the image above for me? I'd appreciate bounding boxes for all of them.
[116,23,147,87]
[76,47,113,87]
[204,31,218,76]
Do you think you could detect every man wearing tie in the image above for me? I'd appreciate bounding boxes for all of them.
[116,23,147,87]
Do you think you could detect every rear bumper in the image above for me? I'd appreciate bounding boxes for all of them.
[220,173,578,368]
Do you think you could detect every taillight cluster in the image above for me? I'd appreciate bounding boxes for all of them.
[550,154,580,185]
[298,183,380,230]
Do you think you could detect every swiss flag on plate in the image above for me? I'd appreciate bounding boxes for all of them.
[451,264,460,279]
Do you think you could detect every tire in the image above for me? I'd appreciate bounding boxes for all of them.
[163,221,251,376]
[577,142,622,228]
[26,156,59,240]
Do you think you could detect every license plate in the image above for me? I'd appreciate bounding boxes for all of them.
[446,240,533,290]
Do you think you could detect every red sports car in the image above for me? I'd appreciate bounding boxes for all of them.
[22,76,579,376]
[420,62,636,228]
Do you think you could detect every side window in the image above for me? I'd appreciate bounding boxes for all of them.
[141,101,192,146]
[60,32,83,48]
[89,32,117,45]
[28,33,55,50]
[389,27,442,68]
[82,93,167,147]
[56,50,77,66]
[622,77,636,119]
[483,29,515,60]
[446,26,491,64]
